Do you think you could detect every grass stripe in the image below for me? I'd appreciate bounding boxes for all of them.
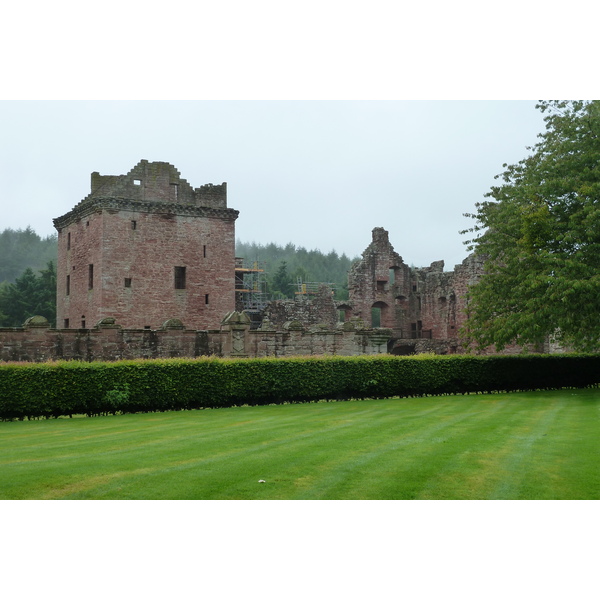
[0,390,598,499]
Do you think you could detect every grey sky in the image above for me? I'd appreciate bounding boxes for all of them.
[1,100,546,269]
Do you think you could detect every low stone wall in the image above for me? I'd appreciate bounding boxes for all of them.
[0,314,395,362]
[0,318,223,362]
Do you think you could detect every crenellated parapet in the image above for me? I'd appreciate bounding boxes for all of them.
[54,160,233,231]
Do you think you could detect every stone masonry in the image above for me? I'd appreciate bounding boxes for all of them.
[1,160,552,361]
[345,227,532,355]
[53,160,238,331]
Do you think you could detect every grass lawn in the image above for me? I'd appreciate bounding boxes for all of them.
[1,388,599,499]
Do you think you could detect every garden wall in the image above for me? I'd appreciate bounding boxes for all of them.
[0,313,394,362]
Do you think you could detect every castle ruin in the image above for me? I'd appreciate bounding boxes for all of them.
[53,160,238,331]
[0,161,547,361]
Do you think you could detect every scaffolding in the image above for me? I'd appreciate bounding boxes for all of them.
[235,258,268,313]
[295,277,337,296]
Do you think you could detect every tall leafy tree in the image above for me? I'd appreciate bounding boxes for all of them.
[462,100,600,351]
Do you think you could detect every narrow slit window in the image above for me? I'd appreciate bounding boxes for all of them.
[205,294,209,305]
[67,232,71,250]
[203,245,207,258]
[131,220,137,230]
[66,275,70,296]
[88,264,94,290]
[174,266,186,289]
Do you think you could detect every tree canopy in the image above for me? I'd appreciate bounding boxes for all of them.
[462,100,600,352]
[0,227,57,284]
[235,239,358,300]
[0,262,56,327]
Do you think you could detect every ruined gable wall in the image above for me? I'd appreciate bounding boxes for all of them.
[346,228,502,350]
[348,228,411,330]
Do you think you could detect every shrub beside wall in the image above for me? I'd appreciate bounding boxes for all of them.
[1,353,599,420]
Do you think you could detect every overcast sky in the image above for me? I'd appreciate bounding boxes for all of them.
[1,3,593,273]
[3,1,597,589]
[1,100,546,269]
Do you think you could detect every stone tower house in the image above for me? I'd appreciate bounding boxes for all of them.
[53,160,239,330]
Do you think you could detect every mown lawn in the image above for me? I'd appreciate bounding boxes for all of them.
[1,388,599,499]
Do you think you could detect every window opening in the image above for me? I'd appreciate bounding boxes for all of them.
[174,266,186,289]
[205,294,209,305]
[67,232,71,250]
[66,275,70,296]
[131,220,137,230]
[64,319,69,328]
[203,245,207,258]
[371,306,381,328]
[124,278,132,288]
[88,264,94,290]
[134,179,141,186]
[171,183,179,200]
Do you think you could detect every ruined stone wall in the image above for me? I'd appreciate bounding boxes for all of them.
[0,315,392,362]
[263,285,339,330]
[0,319,223,362]
[54,161,238,331]
[449,253,486,339]
[345,228,555,355]
[347,228,411,331]
[412,261,458,340]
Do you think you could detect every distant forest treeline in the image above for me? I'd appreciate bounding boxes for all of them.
[0,228,360,326]
[0,228,57,326]
[0,227,57,284]
[235,240,359,299]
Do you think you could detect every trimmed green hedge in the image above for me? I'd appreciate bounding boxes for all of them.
[1,353,599,420]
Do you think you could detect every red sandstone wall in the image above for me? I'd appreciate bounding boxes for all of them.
[348,228,411,331]
[56,211,104,329]
[100,210,235,330]
[55,161,237,331]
